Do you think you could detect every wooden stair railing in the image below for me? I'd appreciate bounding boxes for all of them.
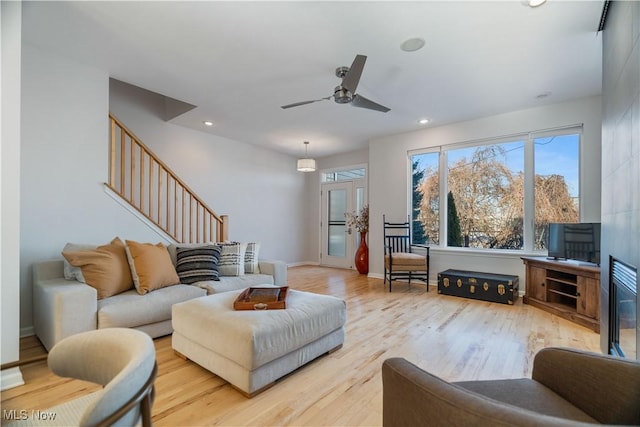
[107,113,228,243]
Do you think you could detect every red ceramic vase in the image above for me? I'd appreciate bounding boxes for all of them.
[355,232,369,274]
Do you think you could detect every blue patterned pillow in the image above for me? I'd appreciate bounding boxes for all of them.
[176,245,221,284]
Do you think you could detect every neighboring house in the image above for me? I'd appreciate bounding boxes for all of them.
[1,1,638,390]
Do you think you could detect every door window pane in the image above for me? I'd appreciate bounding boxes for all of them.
[534,134,580,250]
[356,187,365,213]
[328,189,346,256]
[322,168,366,182]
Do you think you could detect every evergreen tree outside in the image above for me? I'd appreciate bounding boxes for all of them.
[447,191,463,247]
[412,160,426,244]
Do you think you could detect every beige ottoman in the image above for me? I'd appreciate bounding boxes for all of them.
[171,288,347,397]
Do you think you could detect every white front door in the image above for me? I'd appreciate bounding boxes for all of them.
[320,182,354,269]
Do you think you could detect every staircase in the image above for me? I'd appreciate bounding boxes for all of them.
[106,113,227,243]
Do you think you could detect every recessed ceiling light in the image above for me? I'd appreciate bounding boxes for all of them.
[401,38,425,52]
[528,0,547,7]
[203,121,214,126]
[418,118,430,125]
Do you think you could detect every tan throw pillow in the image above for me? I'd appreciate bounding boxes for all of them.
[62,237,133,299]
[125,240,180,295]
[61,242,97,282]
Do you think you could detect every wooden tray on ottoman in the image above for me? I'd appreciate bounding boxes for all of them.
[233,286,289,310]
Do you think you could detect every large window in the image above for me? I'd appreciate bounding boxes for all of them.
[533,134,580,250]
[411,128,580,251]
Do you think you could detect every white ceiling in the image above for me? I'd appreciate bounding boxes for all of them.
[21,1,604,158]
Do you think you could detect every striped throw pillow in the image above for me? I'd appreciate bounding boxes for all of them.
[176,245,221,284]
[244,242,260,274]
[217,242,247,276]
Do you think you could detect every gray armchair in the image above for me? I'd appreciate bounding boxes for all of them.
[382,347,640,426]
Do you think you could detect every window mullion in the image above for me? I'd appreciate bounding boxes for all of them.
[440,150,448,248]
[523,134,535,252]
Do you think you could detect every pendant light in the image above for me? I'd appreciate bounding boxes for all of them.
[297,141,316,172]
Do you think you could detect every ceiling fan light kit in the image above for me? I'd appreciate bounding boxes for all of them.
[297,141,316,172]
[281,54,390,113]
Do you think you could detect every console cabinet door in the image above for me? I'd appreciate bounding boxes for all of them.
[528,266,547,302]
[576,277,599,319]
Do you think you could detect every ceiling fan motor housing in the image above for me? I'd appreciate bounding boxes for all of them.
[334,85,353,104]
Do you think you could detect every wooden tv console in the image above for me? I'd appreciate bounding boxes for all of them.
[521,256,600,333]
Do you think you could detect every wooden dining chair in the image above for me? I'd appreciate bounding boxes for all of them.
[383,215,430,292]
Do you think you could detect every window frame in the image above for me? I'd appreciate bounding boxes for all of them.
[409,124,582,254]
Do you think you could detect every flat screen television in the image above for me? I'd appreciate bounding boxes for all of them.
[547,222,601,265]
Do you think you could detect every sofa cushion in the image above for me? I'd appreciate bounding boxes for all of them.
[125,240,180,294]
[176,245,221,284]
[454,378,598,423]
[62,237,133,299]
[195,273,275,294]
[97,284,206,329]
[217,242,247,276]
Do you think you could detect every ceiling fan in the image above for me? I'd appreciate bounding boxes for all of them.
[281,54,390,113]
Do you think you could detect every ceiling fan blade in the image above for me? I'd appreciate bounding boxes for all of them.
[351,94,390,113]
[341,54,367,93]
[280,97,330,109]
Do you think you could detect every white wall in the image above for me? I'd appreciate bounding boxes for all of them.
[19,45,165,332]
[109,80,306,262]
[369,96,602,290]
[18,47,306,333]
[1,0,23,389]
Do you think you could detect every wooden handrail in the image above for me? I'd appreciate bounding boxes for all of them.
[107,113,228,243]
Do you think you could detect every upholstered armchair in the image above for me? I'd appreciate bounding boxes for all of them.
[7,328,157,427]
[382,347,640,426]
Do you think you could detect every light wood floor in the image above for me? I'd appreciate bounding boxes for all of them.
[1,266,601,426]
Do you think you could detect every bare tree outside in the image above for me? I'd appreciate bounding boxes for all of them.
[534,174,579,249]
[447,145,517,248]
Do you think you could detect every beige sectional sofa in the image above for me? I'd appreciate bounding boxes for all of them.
[33,241,287,351]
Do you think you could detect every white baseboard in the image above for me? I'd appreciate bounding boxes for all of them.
[0,367,24,391]
[20,326,34,338]
[287,261,319,267]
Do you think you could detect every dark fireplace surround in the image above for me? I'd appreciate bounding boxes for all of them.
[608,257,637,359]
